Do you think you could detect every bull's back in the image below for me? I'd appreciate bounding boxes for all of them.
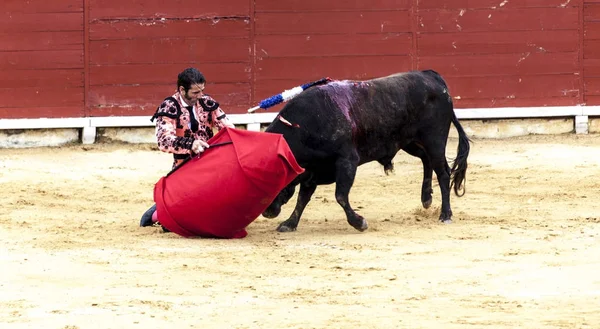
[344,71,452,143]
[266,70,452,163]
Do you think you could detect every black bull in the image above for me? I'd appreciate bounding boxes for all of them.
[261,70,471,232]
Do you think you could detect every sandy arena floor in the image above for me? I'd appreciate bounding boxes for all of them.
[1,133,600,329]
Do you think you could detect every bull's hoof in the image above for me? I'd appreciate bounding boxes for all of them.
[261,211,279,219]
[422,198,432,209]
[276,222,297,232]
[349,217,368,232]
[439,211,453,224]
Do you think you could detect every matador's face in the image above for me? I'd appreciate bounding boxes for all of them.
[180,83,205,105]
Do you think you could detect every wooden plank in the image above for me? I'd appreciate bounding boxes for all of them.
[445,75,580,100]
[256,11,411,34]
[255,56,412,81]
[255,34,412,58]
[584,3,600,21]
[0,70,83,88]
[88,84,250,108]
[89,38,250,65]
[418,30,578,55]
[0,107,85,119]
[454,96,579,108]
[418,7,578,33]
[256,0,410,12]
[585,21,600,39]
[584,39,600,58]
[585,95,600,105]
[0,32,82,51]
[419,0,580,10]
[584,59,600,76]
[0,50,83,70]
[0,13,83,33]
[419,52,579,77]
[2,0,82,13]
[89,0,250,19]
[0,88,83,108]
[585,77,600,94]
[90,19,249,40]
[90,63,251,86]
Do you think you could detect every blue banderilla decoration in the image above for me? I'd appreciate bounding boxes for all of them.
[247,77,331,113]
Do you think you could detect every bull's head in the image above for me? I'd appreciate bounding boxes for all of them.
[261,184,297,218]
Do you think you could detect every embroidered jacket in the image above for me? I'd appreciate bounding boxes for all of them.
[151,92,234,166]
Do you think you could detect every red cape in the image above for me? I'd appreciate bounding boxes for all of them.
[153,127,304,238]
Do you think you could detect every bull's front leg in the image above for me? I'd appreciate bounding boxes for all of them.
[277,182,318,232]
[334,155,367,231]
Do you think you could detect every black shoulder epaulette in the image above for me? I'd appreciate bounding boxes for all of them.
[151,96,181,123]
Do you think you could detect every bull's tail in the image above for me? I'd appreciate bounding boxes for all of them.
[449,110,470,197]
[422,69,468,195]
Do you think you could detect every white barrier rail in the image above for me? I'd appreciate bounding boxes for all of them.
[1,106,599,144]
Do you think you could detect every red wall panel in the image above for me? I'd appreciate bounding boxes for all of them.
[2,1,599,118]
[88,0,249,19]
[448,75,580,99]
[585,2,600,104]
[584,59,600,76]
[255,56,412,82]
[0,51,83,70]
[420,0,580,10]
[86,1,252,115]
[419,30,578,56]
[0,107,85,119]
[89,20,249,40]
[418,8,578,33]
[420,52,579,77]
[90,63,250,86]
[88,83,249,117]
[0,32,82,51]
[256,0,410,12]
[0,13,83,32]
[0,1,84,118]
[584,3,600,20]
[255,11,411,34]
[0,70,83,89]
[89,38,249,65]
[0,88,84,108]
[255,34,412,58]
[2,0,82,13]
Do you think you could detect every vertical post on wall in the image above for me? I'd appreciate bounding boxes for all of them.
[579,1,585,106]
[83,0,90,116]
[410,0,419,70]
[81,0,96,144]
[249,0,256,113]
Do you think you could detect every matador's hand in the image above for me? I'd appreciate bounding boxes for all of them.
[191,140,210,154]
